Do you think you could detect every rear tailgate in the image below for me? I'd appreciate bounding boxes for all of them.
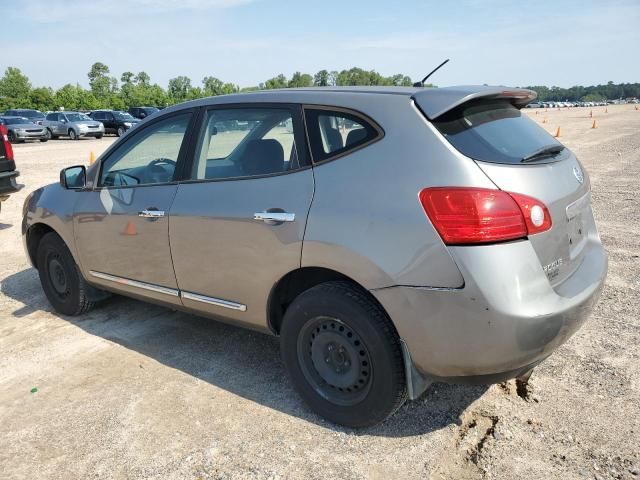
[414,88,595,286]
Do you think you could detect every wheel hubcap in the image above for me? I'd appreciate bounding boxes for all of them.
[47,256,68,296]
[298,317,372,406]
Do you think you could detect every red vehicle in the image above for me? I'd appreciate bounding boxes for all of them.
[0,124,22,213]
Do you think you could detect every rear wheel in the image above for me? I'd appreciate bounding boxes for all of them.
[36,232,95,316]
[281,281,406,428]
[96,134,103,139]
[68,129,78,140]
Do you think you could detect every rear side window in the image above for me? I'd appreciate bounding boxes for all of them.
[304,108,381,162]
[432,100,564,164]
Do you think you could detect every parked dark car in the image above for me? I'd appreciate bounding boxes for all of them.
[128,106,158,120]
[0,116,48,143]
[89,110,140,137]
[0,124,22,213]
[3,109,46,125]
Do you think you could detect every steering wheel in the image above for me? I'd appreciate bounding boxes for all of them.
[146,158,176,183]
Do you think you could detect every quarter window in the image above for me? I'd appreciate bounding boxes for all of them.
[304,109,381,162]
[99,112,191,187]
[192,108,299,180]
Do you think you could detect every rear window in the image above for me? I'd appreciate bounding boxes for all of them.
[304,108,382,163]
[432,100,565,164]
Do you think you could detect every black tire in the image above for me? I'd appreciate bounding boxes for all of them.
[69,129,78,140]
[46,128,58,140]
[116,126,125,137]
[39,138,48,143]
[96,134,103,139]
[281,281,406,428]
[7,130,16,143]
[36,232,95,316]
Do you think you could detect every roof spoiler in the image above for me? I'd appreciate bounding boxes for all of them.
[412,85,537,120]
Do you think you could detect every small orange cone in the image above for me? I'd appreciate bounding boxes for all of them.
[554,127,561,138]
[89,151,95,164]
[122,221,137,236]
[591,120,597,129]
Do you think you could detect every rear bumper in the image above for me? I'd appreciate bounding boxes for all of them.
[372,237,607,381]
[0,170,22,196]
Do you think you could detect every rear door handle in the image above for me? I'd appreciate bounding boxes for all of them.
[254,211,295,223]
[138,209,165,218]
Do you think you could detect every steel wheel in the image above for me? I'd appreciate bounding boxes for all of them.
[69,129,77,140]
[297,316,373,406]
[117,126,125,137]
[46,253,71,301]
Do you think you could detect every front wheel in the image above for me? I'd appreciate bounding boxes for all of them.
[116,126,125,137]
[68,129,78,140]
[96,134,103,139]
[280,281,407,428]
[39,138,49,143]
[7,130,17,143]
[36,232,95,316]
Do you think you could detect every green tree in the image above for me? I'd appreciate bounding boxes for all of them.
[168,76,192,103]
[288,72,313,88]
[135,72,150,87]
[0,67,32,108]
[202,76,236,96]
[88,62,112,100]
[262,74,288,89]
[28,87,55,111]
[121,71,135,84]
[313,70,331,87]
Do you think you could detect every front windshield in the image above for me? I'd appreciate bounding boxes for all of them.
[114,112,135,121]
[20,110,44,119]
[66,113,91,122]
[4,117,30,125]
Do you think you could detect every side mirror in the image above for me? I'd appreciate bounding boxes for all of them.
[60,165,86,190]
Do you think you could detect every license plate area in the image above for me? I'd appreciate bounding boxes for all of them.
[566,192,590,260]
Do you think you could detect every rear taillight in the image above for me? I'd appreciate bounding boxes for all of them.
[0,125,14,161]
[419,187,551,245]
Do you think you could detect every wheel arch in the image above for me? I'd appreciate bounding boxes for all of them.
[267,266,397,337]
[25,223,58,266]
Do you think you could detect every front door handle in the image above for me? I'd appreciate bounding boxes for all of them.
[138,209,165,218]
[254,211,295,223]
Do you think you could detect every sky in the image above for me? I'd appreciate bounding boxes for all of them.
[2,0,639,90]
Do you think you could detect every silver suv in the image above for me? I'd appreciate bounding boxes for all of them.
[41,112,105,140]
[22,86,607,427]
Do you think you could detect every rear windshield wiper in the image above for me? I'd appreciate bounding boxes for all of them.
[521,144,565,163]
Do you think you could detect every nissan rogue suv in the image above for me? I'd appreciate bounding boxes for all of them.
[22,86,607,427]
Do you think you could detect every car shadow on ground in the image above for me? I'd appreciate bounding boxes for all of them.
[0,223,12,231]
[1,267,489,437]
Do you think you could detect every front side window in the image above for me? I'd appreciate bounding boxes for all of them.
[99,112,191,187]
[192,107,299,180]
[304,109,381,162]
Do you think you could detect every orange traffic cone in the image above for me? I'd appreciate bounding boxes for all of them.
[122,221,137,236]
[591,120,597,129]
[554,127,561,138]
[89,151,95,164]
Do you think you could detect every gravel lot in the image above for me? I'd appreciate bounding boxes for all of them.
[1,106,639,480]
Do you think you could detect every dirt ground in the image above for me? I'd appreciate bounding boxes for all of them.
[1,106,639,480]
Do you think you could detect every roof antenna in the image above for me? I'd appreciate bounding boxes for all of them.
[413,59,450,87]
